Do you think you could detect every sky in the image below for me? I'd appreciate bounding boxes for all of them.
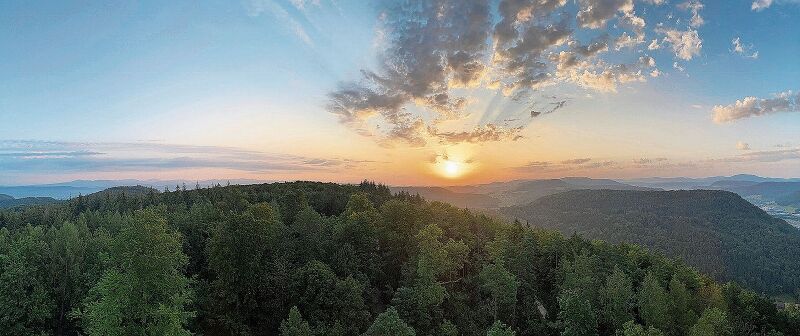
[1,0,799,186]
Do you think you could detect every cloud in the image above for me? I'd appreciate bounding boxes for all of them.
[246,0,314,46]
[751,0,773,10]
[752,0,800,11]
[576,0,634,29]
[289,0,320,11]
[677,1,705,27]
[432,124,524,144]
[514,157,617,173]
[0,140,371,174]
[561,158,592,164]
[718,147,800,163]
[328,0,694,147]
[659,29,702,60]
[633,157,668,164]
[731,37,759,59]
[712,90,798,122]
[736,141,751,150]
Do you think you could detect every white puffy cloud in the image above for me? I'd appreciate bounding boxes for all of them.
[712,91,799,122]
[659,29,702,60]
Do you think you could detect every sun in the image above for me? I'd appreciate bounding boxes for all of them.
[442,160,463,178]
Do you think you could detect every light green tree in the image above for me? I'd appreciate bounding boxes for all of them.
[638,271,671,331]
[364,307,415,336]
[480,262,519,321]
[558,289,598,336]
[602,266,635,329]
[82,210,193,336]
[689,308,732,336]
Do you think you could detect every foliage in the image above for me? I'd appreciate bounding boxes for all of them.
[364,307,415,336]
[280,306,312,336]
[504,189,800,297]
[0,181,797,335]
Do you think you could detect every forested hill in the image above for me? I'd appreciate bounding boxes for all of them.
[1,182,798,335]
[502,189,800,298]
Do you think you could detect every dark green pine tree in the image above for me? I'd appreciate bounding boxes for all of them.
[280,306,312,336]
[487,320,516,336]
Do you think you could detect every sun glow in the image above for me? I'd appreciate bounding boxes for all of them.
[441,160,464,178]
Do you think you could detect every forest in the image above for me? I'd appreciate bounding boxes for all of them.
[502,189,800,298]
[1,181,798,335]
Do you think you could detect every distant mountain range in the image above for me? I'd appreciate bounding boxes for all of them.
[4,174,800,213]
[0,179,269,199]
[622,174,800,190]
[393,177,659,209]
[501,189,800,297]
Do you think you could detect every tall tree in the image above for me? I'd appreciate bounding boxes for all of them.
[206,203,286,334]
[364,307,416,336]
[638,271,671,332]
[0,226,53,334]
[558,289,598,336]
[668,274,697,335]
[602,266,635,330]
[619,321,665,336]
[280,306,312,336]
[487,320,516,336]
[480,262,519,322]
[689,308,732,336]
[81,210,193,336]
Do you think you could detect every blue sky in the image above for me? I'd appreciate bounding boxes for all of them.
[1,0,799,185]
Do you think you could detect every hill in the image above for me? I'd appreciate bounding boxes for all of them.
[85,185,159,199]
[389,186,500,208]
[1,181,797,335]
[502,189,800,297]
[397,177,657,209]
[0,194,60,209]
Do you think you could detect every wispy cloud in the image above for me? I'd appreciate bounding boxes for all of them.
[719,147,800,163]
[731,37,759,59]
[245,0,314,46]
[752,0,800,11]
[0,140,371,174]
[736,141,752,151]
[514,158,616,173]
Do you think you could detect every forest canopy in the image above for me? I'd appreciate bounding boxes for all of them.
[0,181,798,335]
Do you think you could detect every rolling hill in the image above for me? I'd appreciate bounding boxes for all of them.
[388,186,500,208]
[502,189,800,297]
[394,177,656,209]
[0,194,60,209]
